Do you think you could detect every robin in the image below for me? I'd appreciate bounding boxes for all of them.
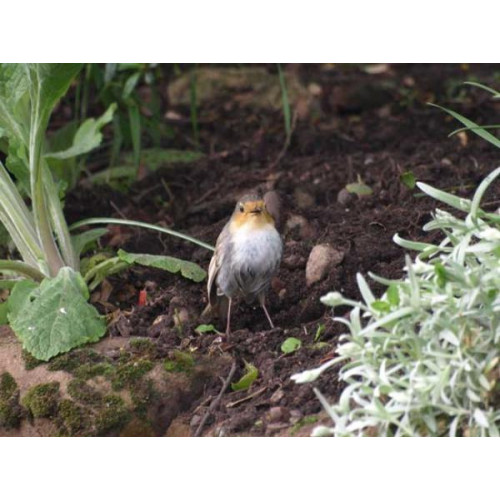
[206,191,282,335]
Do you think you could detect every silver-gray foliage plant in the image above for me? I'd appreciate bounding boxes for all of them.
[293,166,500,437]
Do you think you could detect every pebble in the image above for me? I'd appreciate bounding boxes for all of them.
[267,406,291,423]
[337,188,356,207]
[294,188,315,209]
[285,214,315,240]
[306,244,345,286]
[270,388,285,404]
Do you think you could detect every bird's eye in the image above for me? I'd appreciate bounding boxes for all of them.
[239,204,244,213]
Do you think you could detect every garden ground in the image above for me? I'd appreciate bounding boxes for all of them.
[1,63,499,436]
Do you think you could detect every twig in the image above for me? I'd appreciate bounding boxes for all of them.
[225,386,267,408]
[194,360,237,437]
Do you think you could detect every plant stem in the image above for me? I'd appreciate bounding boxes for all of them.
[0,260,45,281]
[70,217,215,251]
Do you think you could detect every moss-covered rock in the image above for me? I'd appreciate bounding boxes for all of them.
[48,349,104,373]
[95,395,130,435]
[22,382,60,418]
[57,399,88,436]
[67,379,103,406]
[164,350,195,373]
[112,360,154,390]
[22,350,45,371]
[129,338,157,358]
[74,362,114,380]
[0,372,24,428]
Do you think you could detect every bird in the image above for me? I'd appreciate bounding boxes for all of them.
[206,191,283,335]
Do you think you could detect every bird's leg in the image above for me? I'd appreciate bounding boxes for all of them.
[259,294,275,329]
[225,297,232,336]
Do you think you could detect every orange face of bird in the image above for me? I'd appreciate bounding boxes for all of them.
[230,198,275,230]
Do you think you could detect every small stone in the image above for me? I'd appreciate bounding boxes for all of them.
[285,215,315,240]
[270,388,285,404]
[283,254,306,270]
[267,406,291,423]
[289,409,303,424]
[294,188,315,209]
[337,188,356,206]
[306,244,344,286]
[264,191,281,227]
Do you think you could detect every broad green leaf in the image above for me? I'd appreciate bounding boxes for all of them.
[25,64,82,135]
[231,361,259,392]
[281,337,302,354]
[8,267,106,361]
[117,249,207,282]
[45,104,116,160]
[6,279,38,319]
[0,280,18,290]
[71,228,109,257]
[0,64,30,148]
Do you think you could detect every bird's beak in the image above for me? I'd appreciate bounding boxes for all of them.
[250,208,262,214]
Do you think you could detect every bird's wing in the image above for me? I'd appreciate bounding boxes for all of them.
[207,223,230,307]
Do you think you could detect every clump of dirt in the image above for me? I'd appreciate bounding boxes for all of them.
[2,64,500,436]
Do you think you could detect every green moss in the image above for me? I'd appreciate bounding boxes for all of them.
[95,395,130,435]
[48,349,104,373]
[22,382,60,418]
[67,379,103,406]
[0,372,23,428]
[130,379,156,418]
[22,350,44,370]
[112,360,154,390]
[129,338,157,358]
[58,399,88,436]
[74,362,114,380]
[164,350,195,373]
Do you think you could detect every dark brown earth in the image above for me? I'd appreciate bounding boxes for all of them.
[2,63,500,436]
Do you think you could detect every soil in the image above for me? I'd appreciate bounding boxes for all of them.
[2,63,500,436]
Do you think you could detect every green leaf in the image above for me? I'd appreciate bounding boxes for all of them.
[400,171,416,190]
[434,262,447,287]
[128,104,141,169]
[0,301,7,325]
[0,64,30,149]
[386,284,400,307]
[371,300,391,313]
[8,267,106,361]
[117,249,207,282]
[195,324,217,334]
[45,104,116,160]
[418,182,474,213]
[123,72,141,99]
[346,181,373,197]
[71,228,108,257]
[25,64,82,135]
[231,361,259,392]
[281,337,302,354]
[429,102,500,149]
[6,279,38,319]
[314,324,326,342]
